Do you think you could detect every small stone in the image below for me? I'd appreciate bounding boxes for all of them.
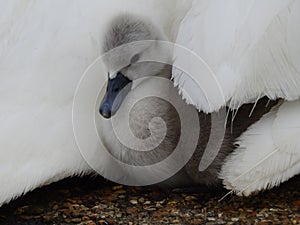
[115,190,126,194]
[108,211,115,216]
[105,218,115,224]
[157,199,166,205]
[72,211,81,217]
[112,185,123,191]
[67,198,78,204]
[231,218,239,222]
[87,213,98,220]
[82,216,90,221]
[86,221,96,225]
[170,210,180,216]
[98,220,109,225]
[138,197,145,203]
[185,196,196,201]
[207,217,216,221]
[153,210,169,216]
[194,213,203,218]
[167,201,177,205]
[126,207,138,214]
[155,203,162,208]
[130,199,138,205]
[98,204,108,209]
[71,218,82,223]
[144,207,157,211]
[190,219,203,224]
[43,215,52,221]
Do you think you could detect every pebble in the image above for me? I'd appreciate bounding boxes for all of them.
[207,217,216,221]
[86,221,97,225]
[87,213,98,220]
[112,185,123,191]
[115,190,126,194]
[98,220,109,225]
[130,200,138,205]
[116,213,122,218]
[185,196,197,201]
[71,218,82,223]
[138,197,145,203]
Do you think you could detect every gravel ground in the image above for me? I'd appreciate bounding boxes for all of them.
[0,176,299,225]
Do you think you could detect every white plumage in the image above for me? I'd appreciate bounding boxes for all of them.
[220,100,300,195]
[173,0,300,195]
[0,0,299,206]
[0,0,190,206]
[173,0,300,111]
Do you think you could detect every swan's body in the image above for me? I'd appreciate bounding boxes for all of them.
[172,0,300,195]
[0,0,189,206]
[0,0,299,205]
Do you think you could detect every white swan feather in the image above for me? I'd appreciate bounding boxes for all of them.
[173,0,300,112]
[220,100,300,195]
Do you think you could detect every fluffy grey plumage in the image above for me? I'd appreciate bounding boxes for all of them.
[103,14,156,53]
[99,14,276,188]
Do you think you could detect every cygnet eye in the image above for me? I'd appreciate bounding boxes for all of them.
[131,54,140,64]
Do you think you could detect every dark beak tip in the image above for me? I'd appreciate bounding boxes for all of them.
[99,106,112,119]
[100,111,111,119]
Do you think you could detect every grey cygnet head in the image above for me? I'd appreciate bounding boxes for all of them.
[99,14,171,119]
[98,14,186,170]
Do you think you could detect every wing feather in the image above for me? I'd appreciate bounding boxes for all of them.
[173,0,300,113]
[219,100,300,195]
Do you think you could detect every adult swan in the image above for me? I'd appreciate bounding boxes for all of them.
[0,0,299,205]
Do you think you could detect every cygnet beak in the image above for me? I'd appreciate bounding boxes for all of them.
[99,72,132,119]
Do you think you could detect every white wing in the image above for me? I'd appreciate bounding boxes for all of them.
[219,100,300,196]
[173,0,300,113]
